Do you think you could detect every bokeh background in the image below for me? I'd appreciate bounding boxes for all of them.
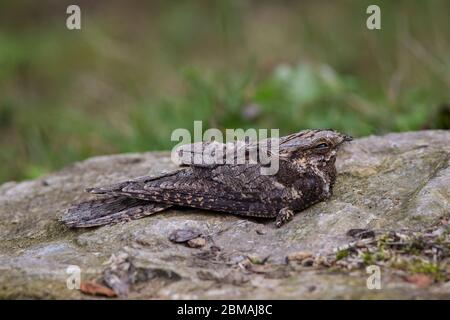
[1,0,449,183]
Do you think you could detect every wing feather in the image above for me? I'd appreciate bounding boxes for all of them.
[61,196,171,228]
[88,165,282,217]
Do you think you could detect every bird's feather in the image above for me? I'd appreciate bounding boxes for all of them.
[61,195,171,227]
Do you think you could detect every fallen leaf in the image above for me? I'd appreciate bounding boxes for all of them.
[80,281,117,297]
[405,274,433,288]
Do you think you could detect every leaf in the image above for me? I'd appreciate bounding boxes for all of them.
[80,281,117,298]
[405,274,433,288]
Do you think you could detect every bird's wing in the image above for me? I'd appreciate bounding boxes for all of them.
[62,195,171,228]
[62,169,183,228]
[173,139,279,167]
[88,165,282,217]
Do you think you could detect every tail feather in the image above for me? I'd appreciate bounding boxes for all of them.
[61,196,171,228]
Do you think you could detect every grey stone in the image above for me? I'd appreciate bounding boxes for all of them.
[0,131,449,299]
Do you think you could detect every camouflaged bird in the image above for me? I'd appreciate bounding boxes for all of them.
[62,129,352,228]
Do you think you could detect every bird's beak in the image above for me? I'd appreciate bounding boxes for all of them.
[343,134,353,142]
[337,134,353,146]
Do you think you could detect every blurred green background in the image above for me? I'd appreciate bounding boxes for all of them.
[0,0,449,183]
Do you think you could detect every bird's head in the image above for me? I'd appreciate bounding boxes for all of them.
[278,129,352,168]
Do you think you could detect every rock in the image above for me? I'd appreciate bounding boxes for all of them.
[346,229,375,239]
[102,252,135,297]
[286,251,313,263]
[301,258,315,267]
[0,131,449,299]
[169,228,202,243]
[187,237,206,248]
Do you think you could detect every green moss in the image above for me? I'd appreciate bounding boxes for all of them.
[362,252,374,265]
[408,260,445,281]
[335,249,349,261]
[331,224,449,284]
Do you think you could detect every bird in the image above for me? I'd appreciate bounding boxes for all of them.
[61,129,352,228]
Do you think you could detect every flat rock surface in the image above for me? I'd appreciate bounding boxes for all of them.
[0,130,449,299]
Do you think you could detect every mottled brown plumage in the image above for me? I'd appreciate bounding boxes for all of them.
[62,129,352,228]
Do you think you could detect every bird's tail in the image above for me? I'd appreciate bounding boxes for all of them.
[61,195,171,228]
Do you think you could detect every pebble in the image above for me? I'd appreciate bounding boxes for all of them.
[301,258,314,267]
[286,251,313,263]
[187,237,206,248]
[169,228,202,243]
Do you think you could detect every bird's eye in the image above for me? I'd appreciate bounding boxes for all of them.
[315,143,329,149]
